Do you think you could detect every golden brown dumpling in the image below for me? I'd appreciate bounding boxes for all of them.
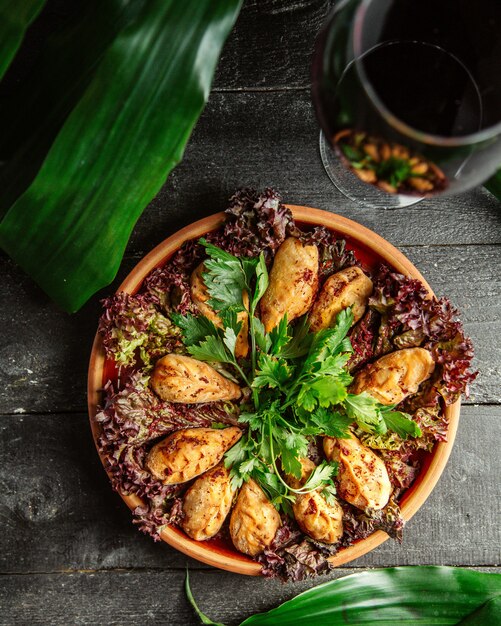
[229,479,281,556]
[349,347,435,406]
[293,491,344,544]
[323,435,391,510]
[181,464,236,541]
[150,354,241,404]
[309,266,373,331]
[287,458,344,544]
[145,427,242,485]
[190,262,249,358]
[260,237,319,332]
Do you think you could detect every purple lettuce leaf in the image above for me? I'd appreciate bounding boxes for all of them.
[369,265,477,406]
[218,187,296,260]
[300,226,357,279]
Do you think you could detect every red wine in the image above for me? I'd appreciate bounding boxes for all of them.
[313,0,501,140]
[360,42,481,137]
[373,0,501,131]
[311,0,501,197]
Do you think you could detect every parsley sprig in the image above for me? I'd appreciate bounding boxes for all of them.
[172,238,268,404]
[172,241,422,513]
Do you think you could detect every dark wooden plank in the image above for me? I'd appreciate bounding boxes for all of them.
[1,567,499,626]
[3,0,333,99]
[1,406,499,575]
[127,91,501,253]
[213,0,333,90]
[0,254,106,415]
[1,240,498,414]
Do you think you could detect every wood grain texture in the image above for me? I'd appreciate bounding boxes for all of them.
[1,241,498,415]
[213,0,333,90]
[1,406,499,575]
[128,91,501,252]
[1,567,499,626]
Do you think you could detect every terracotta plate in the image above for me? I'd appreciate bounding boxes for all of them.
[88,205,460,575]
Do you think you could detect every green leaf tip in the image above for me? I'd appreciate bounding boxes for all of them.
[0,0,47,82]
[185,569,227,626]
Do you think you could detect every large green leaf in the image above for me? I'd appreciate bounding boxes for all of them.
[0,0,242,312]
[0,0,47,81]
[0,0,138,216]
[239,567,501,625]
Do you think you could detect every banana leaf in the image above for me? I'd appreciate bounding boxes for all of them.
[0,0,242,312]
[186,567,501,625]
[0,0,138,216]
[241,567,501,625]
[0,0,46,81]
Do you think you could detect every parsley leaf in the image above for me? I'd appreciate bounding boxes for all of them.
[250,253,269,310]
[200,238,247,312]
[188,335,230,363]
[300,460,338,492]
[223,325,240,358]
[297,375,348,410]
[269,315,290,355]
[301,308,353,370]
[296,387,316,412]
[253,353,294,391]
[322,484,338,505]
[278,445,304,479]
[252,466,295,516]
[315,352,352,377]
[344,392,387,434]
[224,437,249,469]
[237,411,262,430]
[253,316,272,353]
[344,394,422,439]
[225,437,257,490]
[171,312,219,346]
[278,316,313,359]
[273,426,309,478]
[306,408,353,438]
[238,455,260,477]
[380,407,422,438]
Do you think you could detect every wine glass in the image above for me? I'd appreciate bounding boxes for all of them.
[311,0,501,208]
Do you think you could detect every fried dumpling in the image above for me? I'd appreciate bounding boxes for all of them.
[324,434,391,511]
[145,427,242,485]
[151,354,241,404]
[309,266,373,331]
[287,458,344,544]
[350,347,435,406]
[260,237,319,332]
[229,479,281,556]
[293,491,344,544]
[181,463,236,541]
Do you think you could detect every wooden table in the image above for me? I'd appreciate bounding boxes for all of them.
[1,2,500,624]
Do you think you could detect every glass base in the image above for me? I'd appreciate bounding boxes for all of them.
[319,132,423,209]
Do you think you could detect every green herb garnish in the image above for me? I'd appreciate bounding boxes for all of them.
[173,241,421,512]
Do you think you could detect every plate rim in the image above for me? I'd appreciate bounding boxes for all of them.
[87,205,460,576]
